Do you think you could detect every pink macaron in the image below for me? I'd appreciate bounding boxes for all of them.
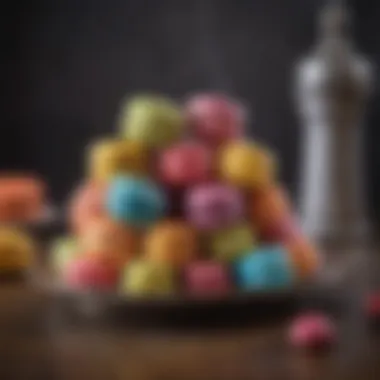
[289,312,336,350]
[183,261,231,296]
[185,183,244,231]
[64,256,120,291]
[158,141,213,187]
[185,93,245,146]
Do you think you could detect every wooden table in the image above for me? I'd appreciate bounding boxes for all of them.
[0,251,378,380]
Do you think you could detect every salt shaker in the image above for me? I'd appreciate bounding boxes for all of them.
[296,1,374,248]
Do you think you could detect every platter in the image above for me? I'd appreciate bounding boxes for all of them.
[5,212,361,329]
[35,252,358,329]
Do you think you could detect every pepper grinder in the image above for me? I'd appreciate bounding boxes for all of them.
[296,0,374,249]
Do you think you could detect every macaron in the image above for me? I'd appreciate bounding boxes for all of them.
[158,142,213,186]
[50,236,79,275]
[64,256,120,291]
[0,176,45,223]
[286,235,321,279]
[0,228,35,273]
[185,93,245,146]
[251,185,291,231]
[144,220,197,268]
[119,95,184,148]
[68,180,106,234]
[219,141,276,189]
[209,224,255,262]
[80,218,140,267]
[185,183,244,231]
[121,260,175,296]
[289,312,336,350]
[183,261,231,296]
[107,175,166,228]
[235,245,294,290]
[87,138,149,181]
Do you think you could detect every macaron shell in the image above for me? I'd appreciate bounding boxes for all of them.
[87,138,149,181]
[219,142,276,189]
[289,313,336,349]
[235,246,295,290]
[106,176,167,228]
[50,237,79,274]
[80,218,140,266]
[185,183,244,230]
[251,185,291,229]
[144,220,197,268]
[158,142,213,186]
[64,257,120,290]
[184,261,231,296]
[286,237,321,279]
[185,94,245,146]
[121,260,175,296]
[68,181,107,234]
[209,224,255,262]
[0,228,35,272]
[119,96,184,148]
[0,176,45,222]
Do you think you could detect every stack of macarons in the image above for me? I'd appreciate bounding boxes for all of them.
[51,93,320,297]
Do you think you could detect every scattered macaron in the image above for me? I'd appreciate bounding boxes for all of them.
[0,227,35,274]
[0,176,46,223]
[288,312,336,350]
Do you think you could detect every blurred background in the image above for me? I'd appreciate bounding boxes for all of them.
[1,0,379,220]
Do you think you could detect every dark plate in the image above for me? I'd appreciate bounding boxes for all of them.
[29,219,363,330]
[36,253,359,330]
[48,287,348,330]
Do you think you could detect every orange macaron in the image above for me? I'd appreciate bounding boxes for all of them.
[0,175,45,223]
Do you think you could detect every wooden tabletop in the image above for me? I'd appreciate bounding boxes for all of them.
[0,250,378,380]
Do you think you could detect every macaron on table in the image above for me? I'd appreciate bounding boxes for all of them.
[0,227,36,279]
[0,175,60,247]
[0,175,48,224]
[48,93,324,325]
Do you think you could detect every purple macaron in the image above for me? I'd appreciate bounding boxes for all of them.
[185,183,244,231]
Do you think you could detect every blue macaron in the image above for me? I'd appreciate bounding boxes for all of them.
[235,245,294,291]
[107,175,167,228]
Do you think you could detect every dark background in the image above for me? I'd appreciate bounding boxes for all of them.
[1,0,379,219]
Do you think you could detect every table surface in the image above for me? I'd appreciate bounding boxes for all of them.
[0,250,379,380]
